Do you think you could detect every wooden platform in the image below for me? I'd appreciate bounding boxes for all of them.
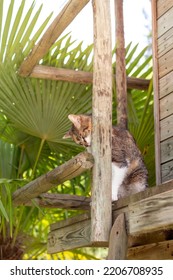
[47,180,173,259]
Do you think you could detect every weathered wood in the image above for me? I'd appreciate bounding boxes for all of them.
[29,65,150,90]
[47,213,92,253]
[47,181,173,254]
[19,0,90,76]
[161,160,173,183]
[128,239,173,260]
[25,193,90,210]
[160,114,173,141]
[159,48,173,78]
[13,152,93,206]
[129,189,173,235]
[161,137,173,164]
[152,0,161,184]
[158,27,173,58]
[158,6,173,38]
[107,213,127,260]
[159,70,173,99]
[157,0,173,19]
[160,92,173,120]
[115,0,127,129]
[91,0,112,244]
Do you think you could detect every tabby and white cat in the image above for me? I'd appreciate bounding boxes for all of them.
[63,114,148,201]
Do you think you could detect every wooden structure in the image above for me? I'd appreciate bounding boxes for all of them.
[12,0,173,259]
[153,0,173,184]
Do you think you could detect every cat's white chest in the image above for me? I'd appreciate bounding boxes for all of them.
[111,163,128,201]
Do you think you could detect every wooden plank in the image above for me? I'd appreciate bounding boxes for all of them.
[158,6,173,38]
[160,114,173,141]
[12,152,93,205]
[19,0,90,76]
[158,27,173,57]
[30,65,150,90]
[159,48,173,78]
[50,213,90,231]
[128,239,173,260]
[161,137,173,164]
[25,193,90,210]
[160,92,173,120]
[115,0,127,129]
[47,214,92,253]
[157,0,173,19]
[159,71,173,99]
[91,0,112,244]
[107,213,128,260]
[129,189,173,236]
[46,181,173,253]
[152,0,161,184]
[161,160,173,182]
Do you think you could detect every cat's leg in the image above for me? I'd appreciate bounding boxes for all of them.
[112,162,128,201]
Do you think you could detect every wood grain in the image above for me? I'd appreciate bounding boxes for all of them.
[108,213,127,260]
[152,0,161,184]
[48,214,91,253]
[161,160,173,183]
[160,92,173,120]
[157,0,173,19]
[128,239,173,260]
[158,6,173,38]
[160,114,173,141]
[129,189,173,235]
[159,48,173,78]
[159,70,173,99]
[91,0,112,244]
[158,27,173,57]
[115,0,127,129]
[161,137,173,164]
[25,193,90,210]
[30,65,150,90]
[12,152,93,205]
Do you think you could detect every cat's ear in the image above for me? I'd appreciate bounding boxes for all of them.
[63,130,72,139]
[68,114,81,129]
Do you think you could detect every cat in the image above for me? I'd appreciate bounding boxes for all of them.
[63,114,148,201]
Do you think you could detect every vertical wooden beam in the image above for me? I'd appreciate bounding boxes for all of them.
[152,0,161,184]
[115,0,127,129]
[91,0,112,244]
[107,213,128,259]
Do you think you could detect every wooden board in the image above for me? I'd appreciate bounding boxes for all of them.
[128,239,173,260]
[158,27,173,57]
[160,91,173,120]
[159,48,173,78]
[161,137,173,164]
[47,213,92,253]
[158,6,173,38]
[159,70,173,99]
[160,114,173,141]
[108,213,127,260]
[129,189,173,235]
[161,160,173,182]
[157,0,173,19]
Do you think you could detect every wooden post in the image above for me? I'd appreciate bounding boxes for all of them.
[152,0,161,184]
[91,0,112,244]
[108,213,127,259]
[115,0,127,129]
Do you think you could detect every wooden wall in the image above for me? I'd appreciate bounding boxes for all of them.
[153,0,173,183]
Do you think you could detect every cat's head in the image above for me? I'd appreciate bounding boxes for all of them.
[63,114,92,147]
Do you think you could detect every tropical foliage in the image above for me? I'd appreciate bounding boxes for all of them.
[0,0,154,259]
